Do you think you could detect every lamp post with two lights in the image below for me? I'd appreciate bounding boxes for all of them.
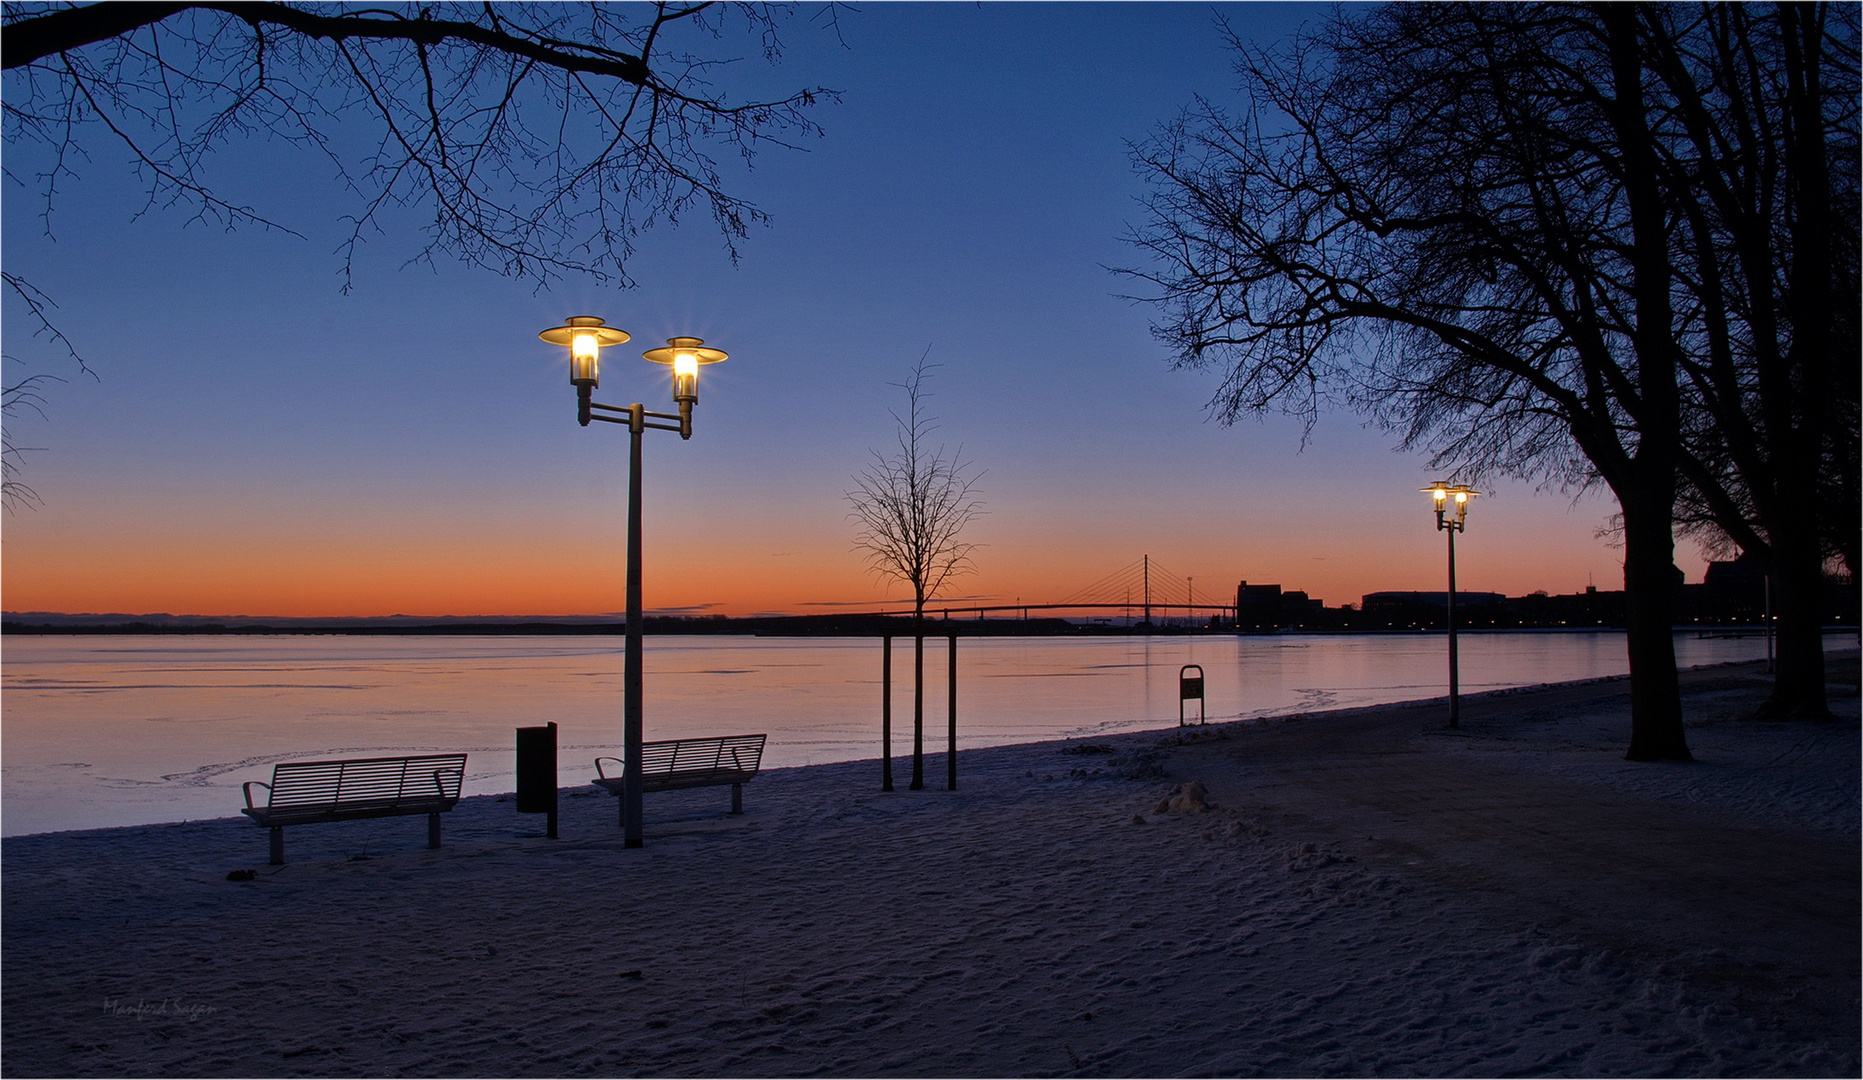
[1423,483,1476,729]
[541,316,726,847]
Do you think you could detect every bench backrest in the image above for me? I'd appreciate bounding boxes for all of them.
[266,753,467,810]
[639,734,765,777]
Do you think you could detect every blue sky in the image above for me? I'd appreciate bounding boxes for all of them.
[2,3,1673,618]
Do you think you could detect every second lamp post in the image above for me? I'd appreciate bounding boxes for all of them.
[542,316,726,847]
[1423,483,1475,729]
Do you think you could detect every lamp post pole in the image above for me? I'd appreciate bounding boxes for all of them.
[1423,483,1475,730]
[542,318,726,847]
[1445,521,1459,729]
[624,405,646,845]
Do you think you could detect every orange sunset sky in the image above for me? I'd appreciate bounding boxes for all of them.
[2,4,1709,620]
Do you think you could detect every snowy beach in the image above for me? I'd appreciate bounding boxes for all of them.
[3,655,1856,1077]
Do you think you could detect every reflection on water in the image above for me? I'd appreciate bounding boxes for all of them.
[1,632,1767,835]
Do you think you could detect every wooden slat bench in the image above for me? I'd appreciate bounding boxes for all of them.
[593,734,766,822]
[241,753,468,865]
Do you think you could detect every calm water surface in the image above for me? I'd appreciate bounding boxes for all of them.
[2,632,1767,835]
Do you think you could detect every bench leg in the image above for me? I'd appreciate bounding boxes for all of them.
[731,782,743,815]
[269,827,285,866]
[428,813,442,850]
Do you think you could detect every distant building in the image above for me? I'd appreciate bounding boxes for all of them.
[1680,552,1857,626]
[1233,581,1324,629]
[1235,582,1282,629]
[1691,554,1767,623]
[1511,585,1625,627]
[1359,591,1508,630]
[1281,591,1321,623]
[1208,559,1854,635]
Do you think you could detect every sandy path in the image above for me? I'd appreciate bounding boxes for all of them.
[3,657,1856,1077]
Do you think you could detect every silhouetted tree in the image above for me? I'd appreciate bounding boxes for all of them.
[848,358,983,790]
[1648,3,1859,718]
[4,2,832,287]
[1130,3,1711,759]
[1134,1,1861,746]
[3,1,835,498]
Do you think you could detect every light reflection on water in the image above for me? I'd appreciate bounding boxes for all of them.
[1,632,1767,835]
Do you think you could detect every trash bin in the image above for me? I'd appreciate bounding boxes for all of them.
[1179,665,1205,727]
[515,721,559,838]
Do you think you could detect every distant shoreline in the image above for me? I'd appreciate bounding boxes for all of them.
[0,617,1812,638]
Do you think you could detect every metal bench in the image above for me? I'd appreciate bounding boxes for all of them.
[241,753,468,865]
[593,734,766,822]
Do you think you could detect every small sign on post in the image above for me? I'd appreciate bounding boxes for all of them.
[1179,665,1205,727]
[515,721,559,838]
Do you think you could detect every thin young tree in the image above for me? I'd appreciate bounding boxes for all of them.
[848,358,983,790]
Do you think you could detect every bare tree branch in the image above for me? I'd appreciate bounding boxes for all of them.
[1,2,839,505]
[3,2,839,289]
[2,370,62,513]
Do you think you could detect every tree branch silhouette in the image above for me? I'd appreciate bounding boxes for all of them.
[4,1,837,288]
[2,1,838,503]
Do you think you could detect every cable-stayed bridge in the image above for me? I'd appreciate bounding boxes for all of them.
[881,555,1235,626]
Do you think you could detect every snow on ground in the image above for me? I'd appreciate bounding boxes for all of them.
[1425,664,1860,837]
[2,656,1856,1077]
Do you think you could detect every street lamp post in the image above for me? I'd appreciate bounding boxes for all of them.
[1423,483,1476,729]
[542,317,726,848]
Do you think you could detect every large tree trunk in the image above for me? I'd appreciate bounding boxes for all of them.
[1758,2,1836,721]
[1606,4,1690,763]
[1645,4,1847,721]
[1621,489,1691,760]
[1764,526,1832,719]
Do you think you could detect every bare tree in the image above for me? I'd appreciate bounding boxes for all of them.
[3,2,837,500]
[4,2,835,289]
[1128,3,1700,760]
[1645,2,1860,719]
[1130,1,1859,747]
[848,357,983,790]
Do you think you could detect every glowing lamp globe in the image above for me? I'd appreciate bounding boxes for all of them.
[540,316,631,388]
[643,337,728,403]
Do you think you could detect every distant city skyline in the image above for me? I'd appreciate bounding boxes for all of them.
[2,5,1711,620]
[0,558,1754,627]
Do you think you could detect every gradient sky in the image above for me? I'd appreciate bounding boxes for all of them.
[1,3,1706,620]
